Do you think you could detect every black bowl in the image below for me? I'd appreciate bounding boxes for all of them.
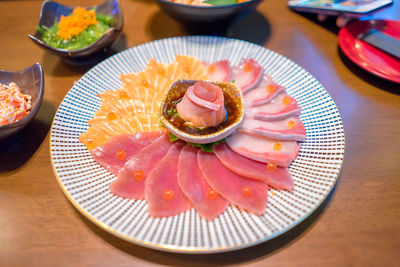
[28,0,123,59]
[0,63,44,141]
[154,0,263,33]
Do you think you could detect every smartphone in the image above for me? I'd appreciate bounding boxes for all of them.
[288,0,393,18]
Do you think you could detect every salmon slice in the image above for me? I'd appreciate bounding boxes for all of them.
[226,132,300,167]
[246,92,301,121]
[198,150,268,214]
[147,60,188,82]
[204,60,232,82]
[110,134,171,199]
[146,142,192,217]
[178,145,228,220]
[91,132,164,176]
[238,117,306,141]
[175,55,209,80]
[214,143,294,190]
[232,58,263,94]
[80,113,163,150]
[243,76,285,106]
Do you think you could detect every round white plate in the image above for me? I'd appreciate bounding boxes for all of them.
[50,36,345,253]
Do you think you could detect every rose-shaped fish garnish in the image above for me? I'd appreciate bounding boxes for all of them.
[177,81,225,127]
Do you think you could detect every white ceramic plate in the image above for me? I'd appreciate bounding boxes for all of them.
[50,36,345,253]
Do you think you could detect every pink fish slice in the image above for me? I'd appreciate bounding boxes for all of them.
[109,134,172,199]
[245,92,301,121]
[238,117,306,141]
[198,150,268,215]
[204,60,232,82]
[214,143,294,190]
[226,132,300,167]
[146,142,192,218]
[178,145,228,221]
[232,58,263,94]
[91,132,164,175]
[243,76,285,107]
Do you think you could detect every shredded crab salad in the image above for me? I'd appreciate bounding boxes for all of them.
[0,82,32,126]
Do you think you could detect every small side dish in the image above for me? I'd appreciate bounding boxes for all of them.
[37,7,114,50]
[0,82,32,126]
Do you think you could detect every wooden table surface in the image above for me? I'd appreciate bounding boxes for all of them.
[1,0,399,266]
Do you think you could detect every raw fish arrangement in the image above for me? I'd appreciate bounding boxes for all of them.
[80,55,306,221]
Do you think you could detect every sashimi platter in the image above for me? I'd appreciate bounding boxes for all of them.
[50,36,345,253]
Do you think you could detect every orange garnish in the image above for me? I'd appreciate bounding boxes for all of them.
[282,95,291,105]
[57,7,98,40]
[273,142,282,151]
[208,64,216,73]
[156,67,165,75]
[163,189,175,200]
[141,80,149,88]
[87,140,96,150]
[207,188,218,200]
[119,91,129,99]
[134,170,145,181]
[266,84,277,94]
[107,112,117,120]
[116,149,126,161]
[266,162,277,172]
[243,63,252,72]
[242,186,253,197]
[183,66,190,73]
[288,120,296,128]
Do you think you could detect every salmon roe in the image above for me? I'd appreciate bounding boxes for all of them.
[157,67,165,75]
[273,142,282,151]
[242,186,253,197]
[134,170,145,181]
[282,95,291,105]
[119,91,129,99]
[266,162,277,172]
[163,189,175,200]
[266,84,277,94]
[116,149,126,161]
[288,120,296,128]
[183,66,190,73]
[243,63,252,72]
[207,188,218,200]
[141,80,150,88]
[208,64,216,73]
[87,140,96,150]
[107,112,117,120]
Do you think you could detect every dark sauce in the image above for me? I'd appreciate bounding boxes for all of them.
[162,80,242,136]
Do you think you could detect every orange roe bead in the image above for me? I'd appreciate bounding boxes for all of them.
[134,170,145,181]
[273,142,282,151]
[266,84,277,94]
[87,140,96,150]
[243,63,252,72]
[107,112,117,120]
[242,186,253,197]
[116,149,126,161]
[208,64,216,73]
[282,95,291,105]
[163,189,175,200]
[207,188,218,200]
[288,120,296,128]
[119,91,129,99]
[266,162,277,172]
[141,80,149,88]
[183,66,190,73]
[157,67,165,75]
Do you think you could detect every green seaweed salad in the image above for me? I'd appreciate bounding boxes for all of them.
[36,12,114,50]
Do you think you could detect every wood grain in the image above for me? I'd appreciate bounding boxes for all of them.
[0,0,399,266]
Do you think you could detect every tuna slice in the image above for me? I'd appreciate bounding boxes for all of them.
[146,142,192,217]
[109,134,172,199]
[243,76,285,106]
[238,117,306,141]
[214,143,294,190]
[245,92,301,121]
[198,150,268,214]
[232,58,263,94]
[226,132,300,167]
[178,145,228,220]
[176,81,225,127]
[205,60,231,82]
[91,132,164,175]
